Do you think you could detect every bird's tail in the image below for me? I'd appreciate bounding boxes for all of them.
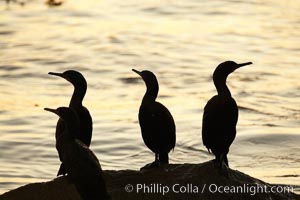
[57,163,66,176]
[206,147,211,153]
[223,154,229,167]
[219,153,229,167]
[215,154,229,177]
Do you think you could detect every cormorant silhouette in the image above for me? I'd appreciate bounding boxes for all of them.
[202,61,252,169]
[45,107,109,200]
[133,69,176,169]
[48,70,92,176]
[46,0,63,6]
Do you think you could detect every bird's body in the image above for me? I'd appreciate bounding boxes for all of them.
[202,61,252,168]
[133,69,176,168]
[139,101,176,159]
[49,70,92,176]
[202,95,238,166]
[45,107,109,200]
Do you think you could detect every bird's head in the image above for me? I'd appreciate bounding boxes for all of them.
[48,70,87,88]
[213,60,252,82]
[215,61,252,76]
[44,107,79,134]
[132,69,158,87]
[132,69,159,100]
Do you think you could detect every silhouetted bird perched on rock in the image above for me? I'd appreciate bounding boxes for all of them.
[44,107,110,200]
[132,69,176,169]
[202,61,252,170]
[48,70,92,176]
[45,0,63,6]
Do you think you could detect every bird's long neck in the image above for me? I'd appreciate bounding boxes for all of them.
[56,132,73,148]
[56,129,74,154]
[56,119,79,148]
[70,85,86,108]
[213,75,231,97]
[142,82,159,103]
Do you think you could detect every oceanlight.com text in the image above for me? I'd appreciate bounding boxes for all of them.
[124,183,294,196]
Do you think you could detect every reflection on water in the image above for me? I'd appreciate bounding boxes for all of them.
[0,0,300,194]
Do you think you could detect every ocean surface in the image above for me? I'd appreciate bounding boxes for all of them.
[0,0,299,195]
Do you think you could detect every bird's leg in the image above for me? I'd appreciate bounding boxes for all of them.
[150,153,160,167]
[158,152,169,165]
[140,153,160,170]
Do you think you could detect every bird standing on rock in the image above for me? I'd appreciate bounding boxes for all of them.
[133,69,176,169]
[202,61,252,170]
[44,107,109,200]
[48,70,93,176]
[46,0,63,6]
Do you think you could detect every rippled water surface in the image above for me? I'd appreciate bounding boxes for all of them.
[0,0,299,194]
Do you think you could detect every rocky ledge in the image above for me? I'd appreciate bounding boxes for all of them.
[0,161,299,200]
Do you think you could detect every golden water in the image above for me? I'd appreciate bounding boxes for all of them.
[0,0,299,194]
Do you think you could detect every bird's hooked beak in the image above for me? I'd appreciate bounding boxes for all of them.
[236,62,253,68]
[48,72,64,78]
[132,69,142,76]
[48,72,71,82]
[44,108,58,115]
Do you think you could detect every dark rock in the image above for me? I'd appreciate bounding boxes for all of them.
[1,161,299,200]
